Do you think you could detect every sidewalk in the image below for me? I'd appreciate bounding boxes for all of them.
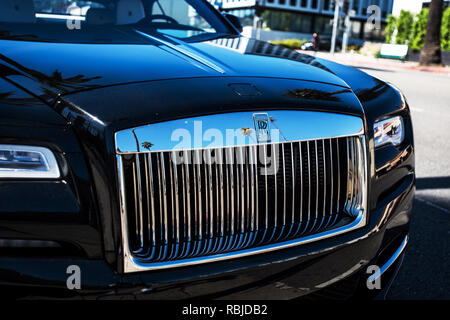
[300,51,450,75]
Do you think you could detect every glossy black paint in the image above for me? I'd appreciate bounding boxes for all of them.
[0,31,414,298]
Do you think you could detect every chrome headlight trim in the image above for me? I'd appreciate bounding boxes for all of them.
[0,145,60,179]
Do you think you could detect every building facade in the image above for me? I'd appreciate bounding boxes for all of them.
[211,0,394,40]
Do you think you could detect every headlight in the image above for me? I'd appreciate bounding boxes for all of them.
[0,145,60,179]
[374,116,404,148]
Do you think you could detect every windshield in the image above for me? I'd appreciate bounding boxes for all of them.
[0,0,235,43]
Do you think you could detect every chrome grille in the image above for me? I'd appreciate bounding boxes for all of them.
[117,136,365,268]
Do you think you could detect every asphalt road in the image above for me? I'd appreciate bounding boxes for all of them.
[356,66,450,299]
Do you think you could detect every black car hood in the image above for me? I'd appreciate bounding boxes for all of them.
[1,33,405,139]
[0,35,350,96]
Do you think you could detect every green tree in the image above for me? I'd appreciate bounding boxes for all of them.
[385,14,397,43]
[409,9,429,50]
[396,10,414,45]
[441,8,450,50]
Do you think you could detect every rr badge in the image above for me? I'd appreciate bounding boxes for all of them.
[253,113,271,143]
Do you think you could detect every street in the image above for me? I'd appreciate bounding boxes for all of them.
[356,66,450,299]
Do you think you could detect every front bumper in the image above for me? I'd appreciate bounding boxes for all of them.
[0,174,414,300]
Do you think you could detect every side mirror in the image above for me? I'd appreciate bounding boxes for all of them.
[223,13,243,33]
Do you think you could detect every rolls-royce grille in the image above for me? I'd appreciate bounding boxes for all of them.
[117,136,364,265]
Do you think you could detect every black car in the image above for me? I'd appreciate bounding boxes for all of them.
[0,0,414,300]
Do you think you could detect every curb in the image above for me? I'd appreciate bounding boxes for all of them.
[333,59,450,75]
[309,53,450,75]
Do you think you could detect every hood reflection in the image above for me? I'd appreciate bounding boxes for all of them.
[208,36,334,74]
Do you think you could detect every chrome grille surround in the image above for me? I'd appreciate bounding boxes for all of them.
[115,111,367,273]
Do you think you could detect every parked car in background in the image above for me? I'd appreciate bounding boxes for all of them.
[301,36,342,51]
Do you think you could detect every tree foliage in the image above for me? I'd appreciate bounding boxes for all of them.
[384,7,450,51]
[409,9,429,50]
[396,10,414,45]
[385,14,397,44]
[442,8,450,51]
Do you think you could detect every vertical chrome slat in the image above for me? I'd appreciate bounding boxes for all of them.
[282,143,287,233]
[155,154,163,259]
[249,146,255,233]
[131,161,139,251]
[227,147,235,250]
[356,137,362,210]
[233,148,241,250]
[325,139,334,228]
[136,155,145,251]
[243,146,253,247]
[345,138,352,214]
[179,154,187,257]
[184,150,192,256]
[196,149,203,244]
[197,150,207,256]
[353,137,360,213]
[202,149,209,253]
[222,147,231,251]
[272,143,278,239]
[190,150,200,256]
[263,145,269,242]
[316,139,327,231]
[236,146,246,249]
[144,156,151,254]
[219,148,225,238]
[192,151,198,253]
[146,154,156,254]
[240,147,245,235]
[351,137,357,213]
[167,152,175,259]
[287,143,295,238]
[254,145,259,234]
[161,153,169,260]
[213,148,221,252]
[301,141,311,235]
[351,138,356,213]
[330,138,341,226]
[171,152,180,258]
[336,139,341,213]
[313,140,319,232]
[208,150,214,248]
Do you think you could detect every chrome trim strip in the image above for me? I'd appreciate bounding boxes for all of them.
[115,111,364,154]
[134,30,226,74]
[368,235,409,282]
